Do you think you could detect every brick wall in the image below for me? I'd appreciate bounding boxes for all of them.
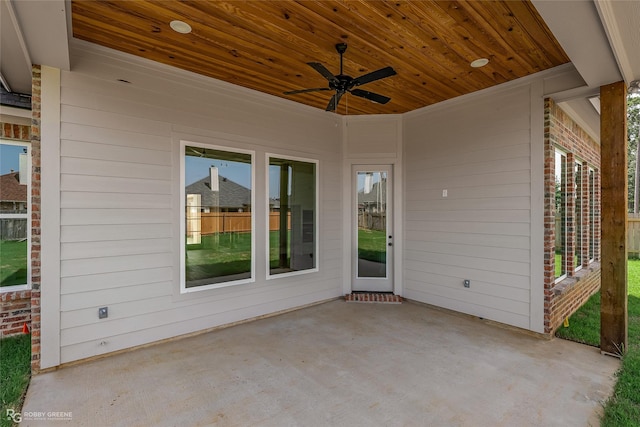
[544,98,601,334]
[0,291,31,337]
[2,123,31,140]
[0,114,32,339]
[548,265,601,332]
[31,65,42,371]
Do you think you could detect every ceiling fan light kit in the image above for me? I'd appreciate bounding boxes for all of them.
[284,43,397,112]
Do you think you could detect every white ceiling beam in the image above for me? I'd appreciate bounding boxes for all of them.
[545,85,600,104]
[595,0,640,85]
[531,0,621,88]
[558,99,601,142]
[3,0,32,68]
[11,0,70,71]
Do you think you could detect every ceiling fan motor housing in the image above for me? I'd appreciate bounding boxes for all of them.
[283,42,397,111]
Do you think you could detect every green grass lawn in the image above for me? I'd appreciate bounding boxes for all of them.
[0,240,28,287]
[186,232,295,283]
[0,334,31,427]
[358,228,386,263]
[186,230,387,284]
[556,259,640,426]
[186,232,252,283]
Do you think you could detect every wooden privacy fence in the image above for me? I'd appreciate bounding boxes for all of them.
[0,218,27,240]
[628,214,640,258]
[358,212,386,231]
[547,216,640,257]
[194,212,290,234]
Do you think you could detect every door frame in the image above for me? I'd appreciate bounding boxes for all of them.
[351,165,394,292]
[342,159,403,296]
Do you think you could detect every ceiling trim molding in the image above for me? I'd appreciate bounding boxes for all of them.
[403,64,577,119]
[4,0,31,70]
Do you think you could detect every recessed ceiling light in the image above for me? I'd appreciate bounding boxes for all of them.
[170,20,192,34]
[470,58,489,68]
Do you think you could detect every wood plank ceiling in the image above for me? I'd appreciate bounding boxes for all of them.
[71,0,569,115]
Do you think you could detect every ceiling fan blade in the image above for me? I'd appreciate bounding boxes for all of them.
[284,87,332,95]
[307,62,339,84]
[326,91,344,112]
[351,89,391,104]
[351,66,397,87]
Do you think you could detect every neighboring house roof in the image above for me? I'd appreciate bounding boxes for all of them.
[0,172,27,202]
[358,180,387,204]
[186,175,251,209]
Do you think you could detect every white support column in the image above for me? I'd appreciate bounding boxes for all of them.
[530,80,545,333]
[40,65,61,369]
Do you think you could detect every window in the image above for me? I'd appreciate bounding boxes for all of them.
[0,141,30,289]
[555,149,567,280]
[589,168,596,262]
[182,144,254,291]
[268,156,317,277]
[574,161,582,270]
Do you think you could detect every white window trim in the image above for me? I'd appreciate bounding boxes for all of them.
[265,152,319,280]
[588,167,596,264]
[180,140,255,293]
[554,148,568,284]
[574,160,583,273]
[0,139,31,292]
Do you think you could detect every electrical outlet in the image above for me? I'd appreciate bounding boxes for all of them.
[98,307,108,319]
[463,279,470,288]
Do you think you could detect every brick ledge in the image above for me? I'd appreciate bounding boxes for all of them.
[344,293,403,304]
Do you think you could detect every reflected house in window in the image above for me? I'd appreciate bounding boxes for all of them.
[1,171,28,245]
[0,171,27,214]
[185,170,251,245]
[358,175,387,232]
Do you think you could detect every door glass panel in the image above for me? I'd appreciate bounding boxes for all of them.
[357,171,387,278]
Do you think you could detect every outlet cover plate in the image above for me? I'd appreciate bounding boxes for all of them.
[98,307,108,319]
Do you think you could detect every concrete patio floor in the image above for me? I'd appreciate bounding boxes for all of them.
[22,299,619,426]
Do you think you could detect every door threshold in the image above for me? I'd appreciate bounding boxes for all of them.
[344,293,403,304]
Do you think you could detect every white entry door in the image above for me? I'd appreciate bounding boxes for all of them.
[352,165,393,292]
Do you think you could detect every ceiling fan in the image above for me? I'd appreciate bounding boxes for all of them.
[284,43,397,112]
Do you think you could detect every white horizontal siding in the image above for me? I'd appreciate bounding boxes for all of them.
[346,118,399,157]
[61,238,172,260]
[403,84,533,329]
[53,45,342,364]
[59,276,337,345]
[61,192,172,209]
[60,287,337,364]
[61,157,172,180]
[61,122,171,151]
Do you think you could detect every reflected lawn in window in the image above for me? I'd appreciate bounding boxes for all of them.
[0,240,28,287]
[269,230,290,270]
[185,232,251,286]
[358,228,386,263]
[555,252,562,278]
[186,232,297,285]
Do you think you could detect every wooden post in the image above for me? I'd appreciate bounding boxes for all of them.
[600,81,628,356]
